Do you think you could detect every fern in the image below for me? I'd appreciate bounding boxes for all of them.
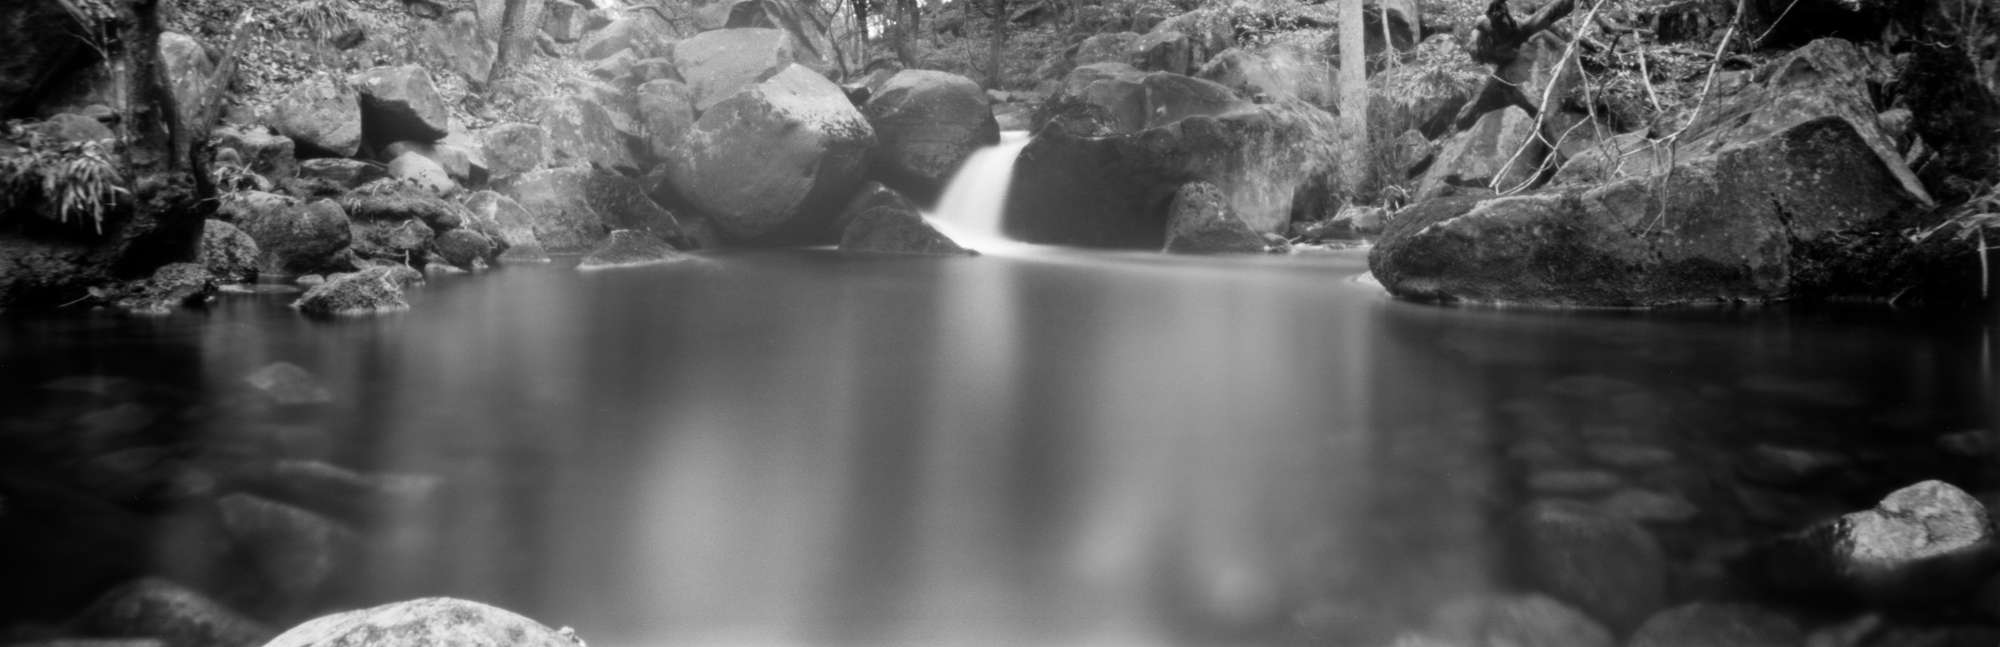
[1,125,128,234]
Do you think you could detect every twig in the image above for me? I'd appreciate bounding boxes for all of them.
[1635,47,1662,113]
[1490,0,1610,195]
[1643,0,1747,231]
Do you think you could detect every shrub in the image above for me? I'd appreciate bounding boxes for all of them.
[0,126,128,234]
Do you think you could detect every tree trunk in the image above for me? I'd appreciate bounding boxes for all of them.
[853,0,870,49]
[488,0,541,87]
[122,0,177,176]
[1338,0,1368,196]
[987,0,1008,89]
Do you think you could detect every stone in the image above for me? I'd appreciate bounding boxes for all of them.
[196,221,259,283]
[671,28,797,113]
[1423,594,1615,647]
[579,229,694,269]
[338,181,467,232]
[665,64,874,244]
[580,16,665,61]
[262,598,575,647]
[588,48,640,85]
[536,88,642,173]
[1599,488,1700,524]
[231,461,438,524]
[69,578,273,647]
[1331,205,1390,237]
[861,70,1000,205]
[1517,500,1667,631]
[220,193,351,276]
[433,229,495,270]
[242,362,333,406]
[541,0,590,42]
[479,123,547,180]
[216,494,353,598]
[209,125,297,180]
[1132,30,1195,76]
[1416,106,1545,200]
[292,265,425,317]
[706,0,838,75]
[1162,181,1266,254]
[386,152,456,195]
[1739,479,2000,605]
[462,191,549,262]
[297,159,385,190]
[633,57,678,84]
[268,76,363,157]
[418,11,495,86]
[350,66,450,145]
[838,206,973,256]
[159,32,221,142]
[1075,32,1141,67]
[350,218,435,264]
[109,263,215,315]
[504,168,684,253]
[1627,602,1804,647]
[31,113,116,143]
[636,80,696,160]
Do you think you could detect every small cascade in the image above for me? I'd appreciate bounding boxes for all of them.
[928,131,1032,251]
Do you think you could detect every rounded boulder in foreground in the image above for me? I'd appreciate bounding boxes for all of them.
[263,597,577,647]
[665,64,874,243]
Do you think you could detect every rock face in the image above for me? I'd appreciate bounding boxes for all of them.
[1741,480,2000,605]
[636,80,697,160]
[505,168,685,253]
[537,88,643,173]
[69,578,273,647]
[196,220,259,283]
[262,598,576,647]
[860,70,999,205]
[433,228,496,269]
[1517,500,1666,631]
[269,77,364,157]
[1162,181,1266,253]
[579,229,693,269]
[1006,70,1340,247]
[480,123,547,180]
[292,265,424,317]
[1417,107,1546,199]
[222,193,352,276]
[350,66,449,145]
[666,64,874,243]
[672,28,798,113]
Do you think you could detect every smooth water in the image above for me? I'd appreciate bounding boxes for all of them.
[2,248,1997,645]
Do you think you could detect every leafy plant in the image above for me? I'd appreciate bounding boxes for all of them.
[1,126,128,234]
[1907,182,2000,298]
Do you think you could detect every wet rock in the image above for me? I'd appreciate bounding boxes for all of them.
[262,597,576,647]
[665,64,874,243]
[349,218,434,264]
[221,193,351,276]
[350,66,449,145]
[479,123,547,181]
[1517,499,1667,631]
[386,152,455,195]
[462,191,548,262]
[536,87,643,173]
[1528,469,1622,497]
[579,230,694,269]
[1423,594,1615,647]
[338,181,467,232]
[1416,106,1545,200]
[432,229,495,270]
[1599,488,1700,524]
[195,220,259,284]
[109,263,216,315]
[838,206,973,256]
[209,125,297,180]
[297,159,385,190]
[216,494,353,598]
[1739,479,2000,605]
[860,69,1000,204]
[506,167,683,252]
[291,265,424,317]
[671,28,797,113]
[267,77,363,157]
[242,363,333,406]
[636,80,695,159]
[1162,181,1267,254]
[1739,444,1853,486]
[68,578,273,647]
[1627,602,1804,647]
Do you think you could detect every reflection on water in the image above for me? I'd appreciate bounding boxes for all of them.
[1,249,1995,645]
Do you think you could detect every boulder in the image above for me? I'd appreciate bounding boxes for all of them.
[860,70,999,205]
[1421,594,1616,647]
[418,11,495,86]
[537,88,642,173]
[69,578,273,647]
[505,168,685,252]
[665,64,874,243]
[541,0,590,42]
[1162,181,1266,253]
[672,28,799,114]
[159,32,222,141]
[350,218,435,264]
[108,263,215,315]
[196,220,259,283]
[268,76,363,157]
[1370,116,1929,306]
[1627,603,1804,647]
[1738,479,2000,605]
[1132,30,1195,76]
[1417,106,1546,199]
[834,181,918,233]
[636,80,696,160]
[1516,500,1666,631]
[579,229,695,269]
[1194,48,1339,109]
[633,57,679,84]
[30,112,116,143]
[386,152,456,195]
[220,193,351,276]
[1075,32,1141,67]
[350,66,449,145]
[292,265,425,317]
[339,181,468,232]
[479,123,547,180]
[433,228,496,270]
[1006,77,1340,247]
[297,159,385,190]
[838,203,973,256]
[216,493,353,598]
[210,125,297,180]
[580,16,666,61]
[0,0,90,115]
[462,190,549,262]
[262,598,575,647]
[1370,35,1486,138]
[385,140,484,188]
[707,0,838,75]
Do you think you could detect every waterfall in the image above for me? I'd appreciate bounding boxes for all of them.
[928,131,1032,252]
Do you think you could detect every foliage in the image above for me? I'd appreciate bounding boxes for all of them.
[0,125,128,234]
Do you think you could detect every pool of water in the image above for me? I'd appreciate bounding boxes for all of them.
[1,247,1995,645]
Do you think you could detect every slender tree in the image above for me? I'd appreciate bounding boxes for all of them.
[1338,0,1368,196]
[985,0,1009,89]
[489,0,543,86]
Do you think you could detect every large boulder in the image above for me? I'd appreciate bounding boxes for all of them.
[69,578,273,647]
[220,192,351,276]
[386,152,456,195]
[664,64,874,243]
[542,0,590,42]
[196,220,259,283]
[210,125,297,180]
[1131,30,1196,76]
[350,66,449,146]
[505,168,684,253]
[860,70,999,205]
[462,190,549,262]
[1416,106,1547,199]
[479,122,547,180]
[263,597,575,647]
[671,28,798,114]
[837,189,972,256]
[536,87,643,173]
[268,76,363,157]
[636,80,697,160]
[1738,479,2000,606]
[417,11,495,86]
[1194,47,1339,110]
[292,265,424,317]
[1162,181,1266,253]
[705,0,838,76]
[1005,73,1340,247]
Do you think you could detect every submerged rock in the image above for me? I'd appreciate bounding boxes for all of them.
[1626,602,1804,647]
[579,230,694,269]
[1739,479,2000,605]
[242,362,333,406]
[1517,500,1666,631]
[291,265,424,317]
[216,494,353,598]
[1162,181,1266,254]
[108,263,215,315]
[68,578,273,647]
[1422,594,1615,647]
[262,598,576,647]
[838,207,973,256]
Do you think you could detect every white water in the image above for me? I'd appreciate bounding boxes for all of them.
[927,131,1034,254]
